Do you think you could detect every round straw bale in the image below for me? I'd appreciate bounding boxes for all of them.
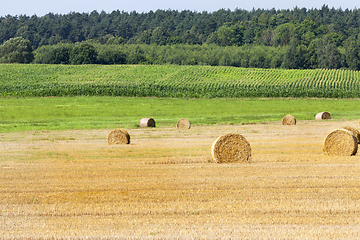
[176,118,191,129]
[107,129,130,145]
[140,118,156,128]
[323,129,358,156]
[341,126,360,143]
[282,115,296,125]
[211,133,251,163]
[316,111,331,120]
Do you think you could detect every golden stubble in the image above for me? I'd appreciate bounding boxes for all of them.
[1,120,360,238]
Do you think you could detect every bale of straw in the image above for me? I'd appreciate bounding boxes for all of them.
[316,111,331,120]
[282,115,296,125]
[211,133,251,163]
[140,118,156,128]
[341,126,360,143]
[323,129,358,156]
[176,118,191,129]
[107,129,130,145]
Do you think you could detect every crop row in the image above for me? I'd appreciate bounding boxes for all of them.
[1,64,360,98]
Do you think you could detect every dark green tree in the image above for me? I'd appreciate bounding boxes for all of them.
[317,35,341,69]
[49,43,73,64]
[329,32,344,47]
[345,39,360,70]
[181,27,201,45]
[268,13,289,29]
[243,28,255,45]
[97,47,126,64]
[282,41,309,69]
[274,22,297,46]
[307,40,318,69]
[215,22,245,46]
[70,43,97,64]
[0,37,34,63]
[106,36,126,44]
[127,45,146,64]
[150,27,169,45]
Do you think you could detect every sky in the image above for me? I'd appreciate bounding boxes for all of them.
[1,0,359,17]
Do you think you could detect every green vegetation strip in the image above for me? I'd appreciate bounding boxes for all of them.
[1,64,360,98]
[1,97,360,132]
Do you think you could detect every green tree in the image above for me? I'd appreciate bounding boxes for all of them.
[282,41,309,69]
[274,22,297,46]
[15,25,41,49]
[316,35,341,69]
[268,13,289,28]
[297,20,317,36]
[345,39,360,70]
[307,40,318,69]
[329,32,344,47]
[243,28,255,45]
[106,36,126,44]
[127,45,146,64]
[181,27,201,45]
[0,37,34,63]
[215,23,245,46]
[97,46,126,64]
[33,45,53,63]
[70,43,98,64]
[136,30,152,44]
[150,27,169,45]
[258,13,269,27]
[49,43,73,64]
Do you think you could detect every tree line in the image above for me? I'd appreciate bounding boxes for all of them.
[1,5,360,69]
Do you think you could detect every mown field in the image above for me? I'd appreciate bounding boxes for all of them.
[1,64,360,238]
[1,120,360,238]
[1,64,360,98]
[1,97,360,132]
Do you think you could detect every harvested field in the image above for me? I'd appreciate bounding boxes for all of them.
[1,120,360,238]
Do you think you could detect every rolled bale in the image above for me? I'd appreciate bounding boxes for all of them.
[211,133,251,163]
[176,118,191,129]
[282,115,296,125]
[341,126,360,143]
[323,129,358,156]
[140,118,156,128]
[107,129,130,145]
[316,111,331,120]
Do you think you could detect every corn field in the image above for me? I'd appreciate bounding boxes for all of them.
[1,64,360,98]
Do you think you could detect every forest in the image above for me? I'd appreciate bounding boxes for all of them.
[1,5,360,70]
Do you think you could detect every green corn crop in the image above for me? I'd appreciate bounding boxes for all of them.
[1,64,360,98]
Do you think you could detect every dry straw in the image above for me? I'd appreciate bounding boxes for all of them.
[341,126,360,143]
[140,118,156,128]
[176,118,191,129]
[211,133,251,163]
[316,111,331,120]
[323,129,358,156]
[107,129,130,145]
[282,115,296,125]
